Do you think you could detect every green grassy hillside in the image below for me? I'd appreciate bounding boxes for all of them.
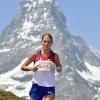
[0,90,25,100]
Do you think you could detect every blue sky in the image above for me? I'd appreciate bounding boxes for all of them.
[0,0,100,51]
[0,0,19,32]
[59,0,100,51]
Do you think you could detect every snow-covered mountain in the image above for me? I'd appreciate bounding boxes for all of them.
[0,0,100,99]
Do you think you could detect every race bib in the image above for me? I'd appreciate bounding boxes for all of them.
[35,60,52,71]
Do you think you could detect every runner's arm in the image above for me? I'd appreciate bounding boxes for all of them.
[55,53,62,72]
[21,52,38,71]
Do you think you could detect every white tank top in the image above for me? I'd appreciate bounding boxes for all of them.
[32,51,56,87]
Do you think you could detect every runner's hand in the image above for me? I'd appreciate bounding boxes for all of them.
[32,66,39,72]
[56,67,62,72]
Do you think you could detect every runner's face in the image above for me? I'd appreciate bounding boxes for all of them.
[41,35,52,50]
